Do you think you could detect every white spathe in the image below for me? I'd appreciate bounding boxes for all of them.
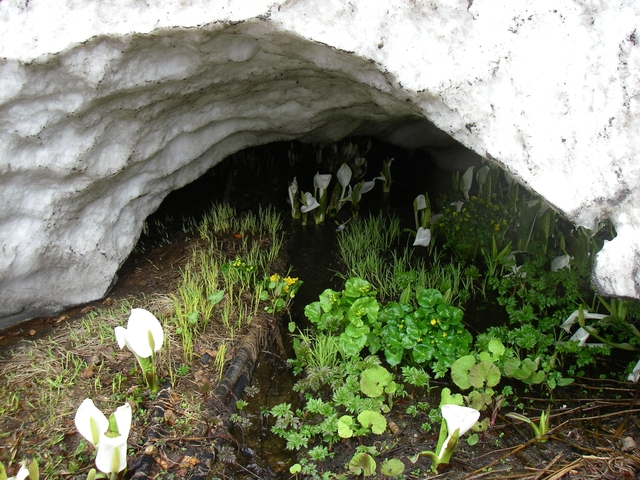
[439,404,480,458]
[1,1,639,327]
[115,309,164,359]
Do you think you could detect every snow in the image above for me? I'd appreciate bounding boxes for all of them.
[0,0,639,326]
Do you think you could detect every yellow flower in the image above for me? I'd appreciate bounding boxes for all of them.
[442,332,447,338]
[417,338,422,343]
[430,319,437,326]
[284,277,298,285]
[270,274,280,282]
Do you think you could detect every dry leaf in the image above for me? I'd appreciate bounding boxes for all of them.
[82,364,95,379]
[178,455,199,468]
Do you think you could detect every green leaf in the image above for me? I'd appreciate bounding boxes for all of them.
[488,338,506,358]
[384,347,403,367]
[469,360,501,389]
[347,296,380,324]
[345,277,375,298]
[348,453,377,477]
[466,433,479,446]
[357,410,387,434]
[304,302,322,324]
[416,288,442,308]
[361,366,394,398]
[451,355,476,390]
[440,387,464,406]
[380,458,405,476]
[503,358,521,377]
[338,415,354,438]
[208,290,225,305]
[289,464,302,474]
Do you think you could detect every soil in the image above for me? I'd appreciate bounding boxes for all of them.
[1,139,639,480]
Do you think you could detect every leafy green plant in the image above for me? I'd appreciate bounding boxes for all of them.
[260,273,303,316]
[506,407,551,442]
[435,195,510,262]
[378,288,472,377]
[270,355,395,477]
[304,277,381,357]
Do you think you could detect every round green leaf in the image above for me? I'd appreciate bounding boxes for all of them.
[469,360,501,389]
[380,458,405,476]
[360,366,393,398]
[348,453,376,477]
[338,415,354,438]
[451,355,476,390]
[357,410,387,435]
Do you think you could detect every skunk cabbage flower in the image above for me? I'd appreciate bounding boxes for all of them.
[476,165,490,196]
[560,308,607,333]
[413,227,431,247]
[115,309,164,391]
[438,404,480,461]
[413,194,431,229]
[288,177,300,218]
[75,399,110,447]
[628,359,640,382]
[300,192,320,213]
[75,399,132,475]
[411,403,480,471]
[451,201,464,213]
[115,309,164,359]
[460,166,475,199]
[313,172,332,199]
[358,179,376,198]
[95,435,128,475]
[569,327,591,347]
[6,460,31,480]
[550,254,572,272]
[337,163,352,199]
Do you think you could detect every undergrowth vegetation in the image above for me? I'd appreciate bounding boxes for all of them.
[1,139,639,480]
[270,158,640,478]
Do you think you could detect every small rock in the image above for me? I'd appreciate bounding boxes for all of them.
[621,436,636,452]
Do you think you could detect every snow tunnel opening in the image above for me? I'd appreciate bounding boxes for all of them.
[129,129,483,258]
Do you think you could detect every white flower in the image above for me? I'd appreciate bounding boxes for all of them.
[288,177,298,206]
[627,359,640,383]
[337,163,352,196]
[551,254,572,272]
[413,227,431,247]
[95,434,128,474]
[569,327,591,347]
[560,309,607,332]
[439,404,480,459]
[476,165,490,187]
[414,194,427,212]
[115,309,164,359]
[75,399,110,446]
[300,192,320,213]
[313,172,332,199]
[460,166,475,199]
[10,461,30,480]
[349,179,377,203]
[75,399,132,474]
